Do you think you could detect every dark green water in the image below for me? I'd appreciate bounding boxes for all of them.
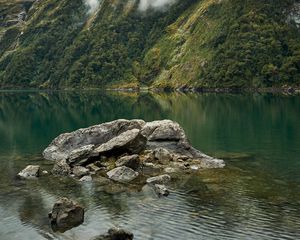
[0,91,300,240]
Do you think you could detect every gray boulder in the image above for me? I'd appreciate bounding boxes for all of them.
[107,166,139,183]
[49,198,84,232]
[43,119,146,161]
[18,165,40,179]
[146,174,171,185]
[92,129,147,156]
[116,154,140,170]
[51,159,71,176]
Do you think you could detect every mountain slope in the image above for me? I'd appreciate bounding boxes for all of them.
[0,0,299,89]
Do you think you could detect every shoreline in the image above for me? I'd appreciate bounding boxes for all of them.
[0,86,299,95]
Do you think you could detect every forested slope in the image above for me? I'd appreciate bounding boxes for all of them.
[0,0,299,89]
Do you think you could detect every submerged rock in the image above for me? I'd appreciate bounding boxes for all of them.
[154,184,170,197]
[107,166,139,183]
[49,198,84,232]
[18,165,40,179]
[92,227,134,240]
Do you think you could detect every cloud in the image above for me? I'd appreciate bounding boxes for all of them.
[138,0,177,12]
[84,0,100,14]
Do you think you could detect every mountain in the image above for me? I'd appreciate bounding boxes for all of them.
[0,0,300,89]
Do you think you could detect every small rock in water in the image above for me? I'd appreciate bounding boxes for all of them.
[107,166,139,183]
[42,170,49,175]
[72,166,89,178]
[18,165,40,179]
[92,227,134,240]
[146,174,171,185]
[49,197,84,232]
[116,154,140,170]
[52,159,71,176]
[154,184,170,197]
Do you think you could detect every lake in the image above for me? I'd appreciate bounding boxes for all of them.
[0,91,299,239]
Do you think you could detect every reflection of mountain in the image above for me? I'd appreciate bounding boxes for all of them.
[0,91,165,155]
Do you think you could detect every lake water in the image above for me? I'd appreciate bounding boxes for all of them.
[0,91,300,240]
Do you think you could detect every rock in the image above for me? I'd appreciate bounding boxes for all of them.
[67,144,94,166]
[51,159,71,176]
[164,167,177,173]
[18,165,40,179]
[79,175,92,182]
[154,184,170,197]
[49,198,84,232]
[146,174,171,185]
[154,148,172,164]
[115,154,140,170]
[92,227,134,240]
[107,166,139,183]
[92,129,147,156]
[194,158,225,169]
[72,166,89,178]
[43,120,145,161]
[141,162,162,175]
[86,163,102,172]
[141,120,186,141]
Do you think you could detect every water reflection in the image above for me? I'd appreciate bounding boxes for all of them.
[0,91,300,239]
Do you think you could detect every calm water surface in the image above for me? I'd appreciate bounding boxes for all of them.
[0,91,299,240]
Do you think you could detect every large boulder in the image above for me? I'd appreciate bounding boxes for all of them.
[18,165,40,179]
[43,119,146,161]
[107,166,139,183]
[49,198,84,232]
[92,129,147,156]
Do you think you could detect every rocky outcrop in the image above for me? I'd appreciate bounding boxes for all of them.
[17,165,40,179]
[49,197,84,232]
[43,119,224,188]
[92,227,134,240]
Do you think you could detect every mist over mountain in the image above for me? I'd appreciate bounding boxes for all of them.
[0,0,299,89]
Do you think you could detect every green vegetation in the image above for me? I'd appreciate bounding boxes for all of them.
[0,0,299,89]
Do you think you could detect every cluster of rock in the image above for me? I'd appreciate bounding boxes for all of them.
[18,119,225,234]
[42,119,224,184]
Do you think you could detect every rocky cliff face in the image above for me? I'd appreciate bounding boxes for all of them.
[0,0,299,89]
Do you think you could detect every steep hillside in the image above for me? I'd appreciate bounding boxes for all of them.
[0,0,299,89]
